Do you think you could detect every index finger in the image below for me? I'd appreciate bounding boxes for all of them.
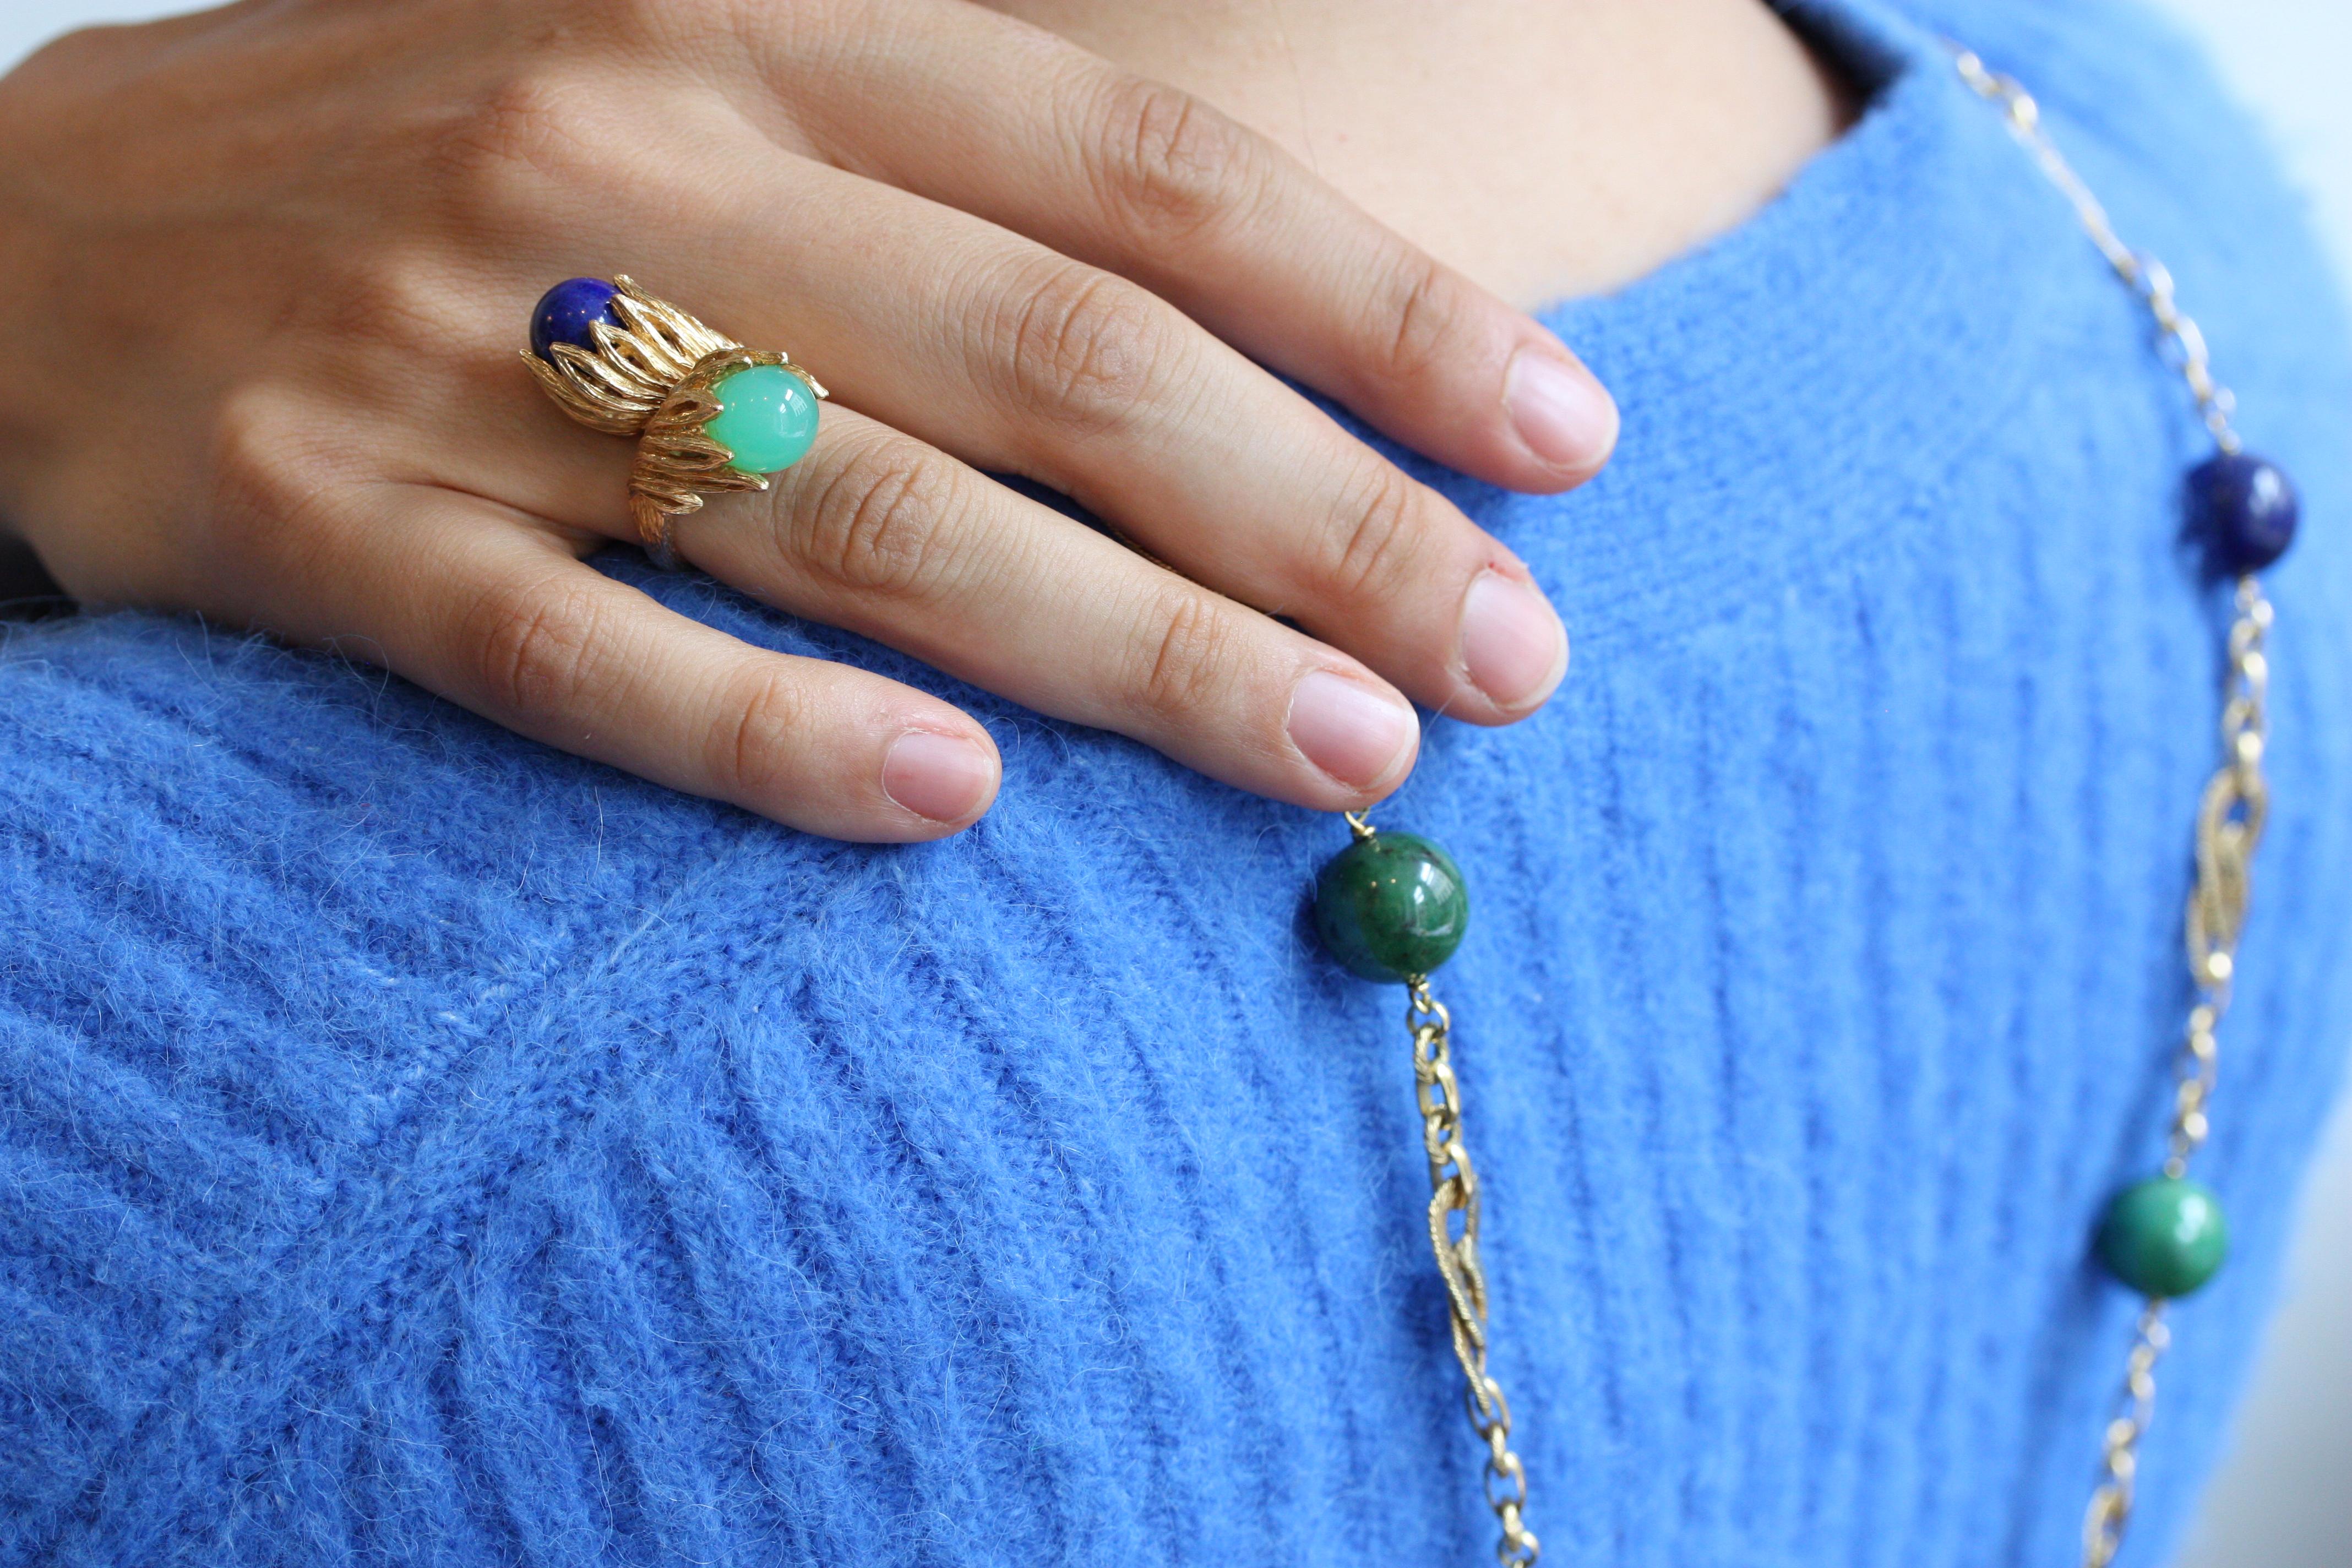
[748,0,1619,492]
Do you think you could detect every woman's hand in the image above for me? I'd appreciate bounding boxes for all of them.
[0,0,1613,840]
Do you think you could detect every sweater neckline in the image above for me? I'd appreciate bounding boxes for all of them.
[1475,0,2082,652]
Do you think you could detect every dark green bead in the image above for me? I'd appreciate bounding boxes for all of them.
[2097,1177,2228,1299]
[1314,832,1468,982]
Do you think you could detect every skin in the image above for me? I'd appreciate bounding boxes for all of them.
[984,0,1856,307]
[0,0,1847,842]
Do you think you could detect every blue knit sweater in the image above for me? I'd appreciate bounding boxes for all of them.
[3,1,2348,1564]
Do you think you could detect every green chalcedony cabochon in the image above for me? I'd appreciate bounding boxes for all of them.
[707,364,821,475]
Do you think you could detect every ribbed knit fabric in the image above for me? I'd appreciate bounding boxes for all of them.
[3,1,2349,1564]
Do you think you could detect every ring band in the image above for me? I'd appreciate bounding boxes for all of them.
[525,276,827,568]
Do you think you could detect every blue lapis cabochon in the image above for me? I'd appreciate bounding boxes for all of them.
[530,277,622,363]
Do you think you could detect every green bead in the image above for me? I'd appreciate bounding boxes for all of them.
[1314,832,1469,983]
[705,364,820,475]
[2097,1177,2228,1299]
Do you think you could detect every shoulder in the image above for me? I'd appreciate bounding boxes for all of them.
[1855,0,2352,616]
[1867,0,2342,325]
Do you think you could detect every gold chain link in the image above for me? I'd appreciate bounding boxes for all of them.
[2083,1305,2174,1568]
[1352,808,1540,1564]
[2174,581,2271,1178]
[1407,976,1540,1567]
[1954,47,2277,1568]
[1354,56,2273,1568]
[2081,580,2271,1567]
[1954,51,2244,454]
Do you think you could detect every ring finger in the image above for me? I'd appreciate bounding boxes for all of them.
[666,402,1424,810]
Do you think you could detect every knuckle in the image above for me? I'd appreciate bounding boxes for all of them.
[585,0,698,35]
[424,68,610,216]
[461,574,611,724]
[985,259,1182,438]
[608,0,752,40]
[299,255,460,360]
[1320,461,1431,602]
[1090,73,1268,244]
[205,385,312,521]
[786,435,968,601]
[712,668,811,799]
[10,23,127,81]
[200,385,350,572]
[1374,253,1463,386]
[1134,590,1240,723]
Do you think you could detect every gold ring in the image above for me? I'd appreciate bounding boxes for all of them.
[524,276,827,568]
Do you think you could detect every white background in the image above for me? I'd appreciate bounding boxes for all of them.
[2149,7,2352,1560]
[1,1,2346,1562]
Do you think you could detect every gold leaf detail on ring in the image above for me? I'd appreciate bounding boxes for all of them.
[522,275,744,436]
[628,349,826,563]
[520,275,831,565]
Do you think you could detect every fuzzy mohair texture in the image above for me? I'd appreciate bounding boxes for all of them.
[4,1,2350,1564]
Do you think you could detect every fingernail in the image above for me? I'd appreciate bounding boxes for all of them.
[1504,347,1619,473]
[882,729,997,823]
[1460,570,1567,712]
[1286,670,1419,791]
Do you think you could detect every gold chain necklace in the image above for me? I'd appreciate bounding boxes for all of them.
[1306,46,2302,1567]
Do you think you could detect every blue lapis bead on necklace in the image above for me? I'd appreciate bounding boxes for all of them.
[2188,448,2299,574]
